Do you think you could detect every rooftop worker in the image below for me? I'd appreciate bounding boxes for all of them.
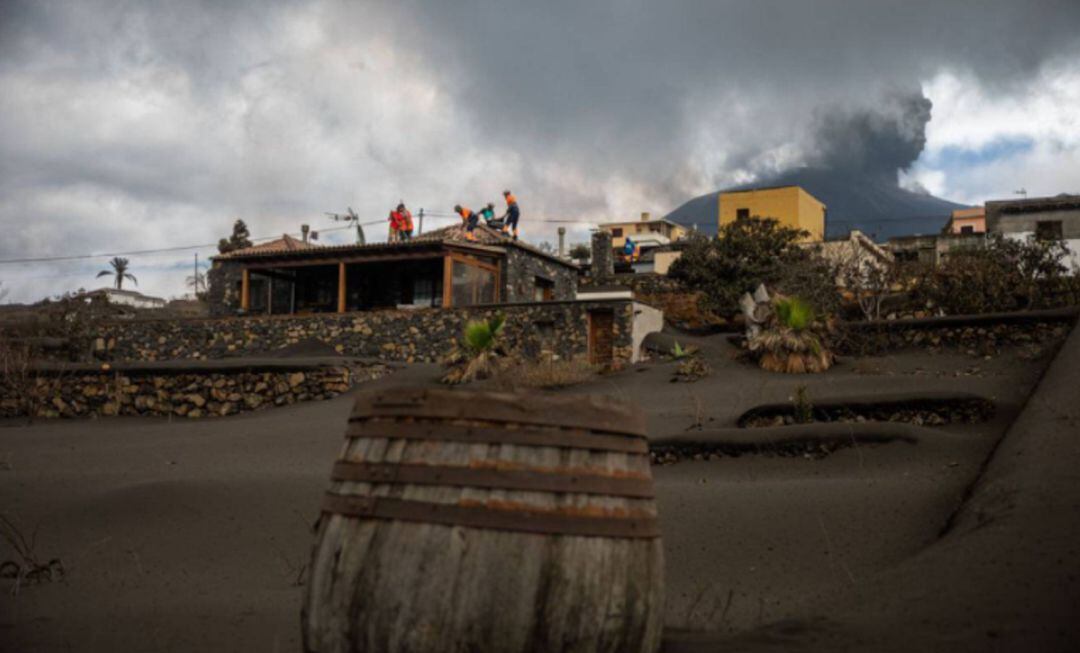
[623,235,637,262]
[477,202,496,227]
[398,203,414,241]
[454,204,478,241]
[501,189,520,240]
[387,204,406,243]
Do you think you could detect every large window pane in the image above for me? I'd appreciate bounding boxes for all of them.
[451,260,495,306]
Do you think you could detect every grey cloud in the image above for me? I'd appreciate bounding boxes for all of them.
[1,1,1080,301]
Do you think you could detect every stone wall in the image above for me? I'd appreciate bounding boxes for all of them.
[207,260,243,317]
[502,248,578,302]
[839,312,1075,356]
[0,362,387,419]
[79,300,638,365]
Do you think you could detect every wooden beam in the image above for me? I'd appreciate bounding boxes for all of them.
[337,262,347,313]
[442,255,454,308]
[240,268,250,312]
[239,251,444,268]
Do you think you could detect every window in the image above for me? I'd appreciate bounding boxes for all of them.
[1036,220,1063,241]
[960,225,974,235]
[736,208,750,220]
[451,260,496,306]
[534,276,555,302]
[611,228,623,237]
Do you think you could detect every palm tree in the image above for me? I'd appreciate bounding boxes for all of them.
[186,270,206,294]
[748,296,834,374]
[97,257,137,290]
[442,314,508,384]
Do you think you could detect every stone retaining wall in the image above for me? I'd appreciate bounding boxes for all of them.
[839,311,1076,356]
[76,300,637,364]
[0,363,387,419]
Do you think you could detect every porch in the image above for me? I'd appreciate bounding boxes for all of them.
[237,244,501,315]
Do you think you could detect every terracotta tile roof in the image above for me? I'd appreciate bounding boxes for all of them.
[217,234,320,259]
[212,222,576,268]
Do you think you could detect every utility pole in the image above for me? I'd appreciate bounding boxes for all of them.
[418,208,425,235]
[194,252,200,295]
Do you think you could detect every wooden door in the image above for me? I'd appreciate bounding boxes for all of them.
[588,309,614,365]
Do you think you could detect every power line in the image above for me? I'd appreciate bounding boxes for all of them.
[0,224,356,265]
[0,213,604,266]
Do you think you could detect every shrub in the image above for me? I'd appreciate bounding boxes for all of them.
[668,216,837,316]
[775,297,814,331]
[916,235,1070,315]
[748,295,834,374]
[442,314,508,385]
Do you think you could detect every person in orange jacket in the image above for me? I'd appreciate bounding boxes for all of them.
[500,190,520,240]
[454,204,478,241]
[398,203,414,240]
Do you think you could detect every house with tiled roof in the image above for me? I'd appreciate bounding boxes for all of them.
[207,223,579,316]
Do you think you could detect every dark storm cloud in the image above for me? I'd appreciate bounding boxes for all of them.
[387,0,1080,190]
[1,0,1080,301]
[810,91,934,182]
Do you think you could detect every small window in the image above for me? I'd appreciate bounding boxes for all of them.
[611,228,623,237]
[1036,221,1063,241]
[534,276,555,302]
[960,225,974,235]
[736,208,750,220]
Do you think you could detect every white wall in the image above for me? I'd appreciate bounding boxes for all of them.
[630,301,664,363]
[1003,233,1080,272]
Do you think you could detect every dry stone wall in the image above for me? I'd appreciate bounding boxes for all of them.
[1,363,386,419]
[79,300,636,365]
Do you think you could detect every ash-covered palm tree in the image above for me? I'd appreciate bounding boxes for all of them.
[97,257,137,290]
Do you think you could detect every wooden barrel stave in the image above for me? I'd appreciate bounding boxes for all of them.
[304,393,662,653]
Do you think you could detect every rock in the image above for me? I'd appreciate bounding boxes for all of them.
[288,372,305,387]
[188,394,206,407]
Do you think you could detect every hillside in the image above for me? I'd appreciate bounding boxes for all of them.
[665,166,968,241]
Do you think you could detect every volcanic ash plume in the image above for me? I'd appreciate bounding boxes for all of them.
[809,91,933,184]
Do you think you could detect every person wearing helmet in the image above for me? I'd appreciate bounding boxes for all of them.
[455,204,478,241]
[501,190,520,240]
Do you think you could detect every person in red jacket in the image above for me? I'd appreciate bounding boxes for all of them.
[388,205,405,242]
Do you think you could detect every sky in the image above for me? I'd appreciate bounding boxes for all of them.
[1,0,1079,303]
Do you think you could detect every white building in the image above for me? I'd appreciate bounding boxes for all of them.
[986,194,1080,272]
[83,288,167,309]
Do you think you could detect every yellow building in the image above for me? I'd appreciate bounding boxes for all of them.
[599,212,689,250]
[718,186,826,242]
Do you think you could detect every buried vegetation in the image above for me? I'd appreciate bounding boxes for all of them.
[738,396,995,428]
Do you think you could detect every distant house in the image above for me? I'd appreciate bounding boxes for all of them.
[944,207,986,235]
[811,230,894,277]
[599,213,689,250]
[207,223,579,316]
[886,233,985,267]
[82,288,167,309]
[986,194,1080,271]
[719,186,826,242]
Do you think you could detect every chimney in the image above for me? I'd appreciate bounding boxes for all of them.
[557,227,566,257]
[640,212,651,222]
[591,230,614,281]
[301,224,311,242]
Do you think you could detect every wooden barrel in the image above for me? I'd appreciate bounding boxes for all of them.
[302,388,663,653]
